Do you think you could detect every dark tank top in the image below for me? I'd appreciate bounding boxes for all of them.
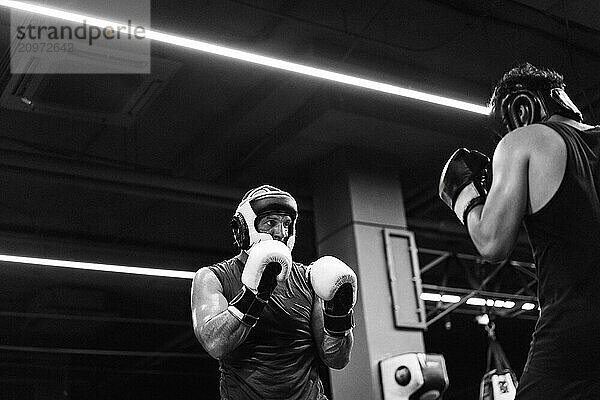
[522,121,600,377]
[208,257,326,400]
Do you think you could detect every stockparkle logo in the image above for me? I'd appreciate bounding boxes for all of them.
[15,20,146,46]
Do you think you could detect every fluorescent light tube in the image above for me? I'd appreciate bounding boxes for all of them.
[521,302,536,310]
[420,292,442,302]
[0,254,195,279]
[440,294,461,303]
[466,297,486,306]
[0,0,491,115]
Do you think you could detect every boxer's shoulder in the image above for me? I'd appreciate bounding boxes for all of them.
[494,123,561,165]
[197,258,243,298]
[193,265,223,290]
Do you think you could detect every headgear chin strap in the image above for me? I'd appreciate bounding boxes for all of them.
[231,185,298,252]
[491,87,582,140]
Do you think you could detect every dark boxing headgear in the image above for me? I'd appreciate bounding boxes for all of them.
[489,63,582,140]
[231,185,298,251]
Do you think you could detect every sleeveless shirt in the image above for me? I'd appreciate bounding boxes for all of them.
[522,121,600,377]
[208,257,327,399]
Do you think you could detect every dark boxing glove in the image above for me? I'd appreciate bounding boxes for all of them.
[439,148,491,226]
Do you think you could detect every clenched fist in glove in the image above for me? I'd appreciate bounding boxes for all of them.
[439,148,492,226]
[228,240,292,328]
[308,256,357,337]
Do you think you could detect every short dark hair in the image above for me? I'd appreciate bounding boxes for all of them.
[489,63,565,111]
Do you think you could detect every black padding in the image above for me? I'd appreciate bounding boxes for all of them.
[229,286,268,328]
[324,310,355,336]
[251,195,297,237]
[231,214,249,250]
[493,88,582,139]
[256,262,281,299]
[501,89,542,132]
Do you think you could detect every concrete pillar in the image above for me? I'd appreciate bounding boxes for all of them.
[312,152,425,400]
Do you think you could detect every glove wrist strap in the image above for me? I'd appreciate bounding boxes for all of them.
[229,285,269,328]
[324,310,355,337]
[454,182,487,224]
[463,196,486,232]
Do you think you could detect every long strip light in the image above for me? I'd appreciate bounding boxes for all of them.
[421,292,537,311]
[0,254,195,279]
[0,0,491,115]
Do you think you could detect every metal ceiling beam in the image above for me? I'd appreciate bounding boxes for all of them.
[0,311,190,327]
[215,92,329,183]
[422,284,537,303]
[135,330,197,369]
[426,260,508,327]
[0,361,210,377]
[0,345,208,358]
[0,146,312,210]
[418,246,539,326]
[0,148,242,205]
[419,247,535,271]
[429,0,600,60]
[170,77,287,177]
[228,0,600,61]
[169,0,306,179]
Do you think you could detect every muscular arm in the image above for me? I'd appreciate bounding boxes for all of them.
[191,268,252,359]
[466,128,531,262]
[311,296,353,369]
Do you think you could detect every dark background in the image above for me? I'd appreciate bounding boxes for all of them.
[1,1,599,398]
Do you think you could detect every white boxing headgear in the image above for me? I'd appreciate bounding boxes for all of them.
[231,185,298,251]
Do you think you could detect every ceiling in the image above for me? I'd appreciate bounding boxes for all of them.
[1,0,599,398]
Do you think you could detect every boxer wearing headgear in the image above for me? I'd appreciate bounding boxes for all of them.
[488,62,582,140]
[191,184,356,400]
[231,185,298,251]
[440,63,600,399]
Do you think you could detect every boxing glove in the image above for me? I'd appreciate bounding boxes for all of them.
[308,256,357,337]
[439,148,491,226]
[229,240,292,327]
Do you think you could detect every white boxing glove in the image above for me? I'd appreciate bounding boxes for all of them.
[229,240,292,327]
[308,256,357,336]
[242,240,292,292]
